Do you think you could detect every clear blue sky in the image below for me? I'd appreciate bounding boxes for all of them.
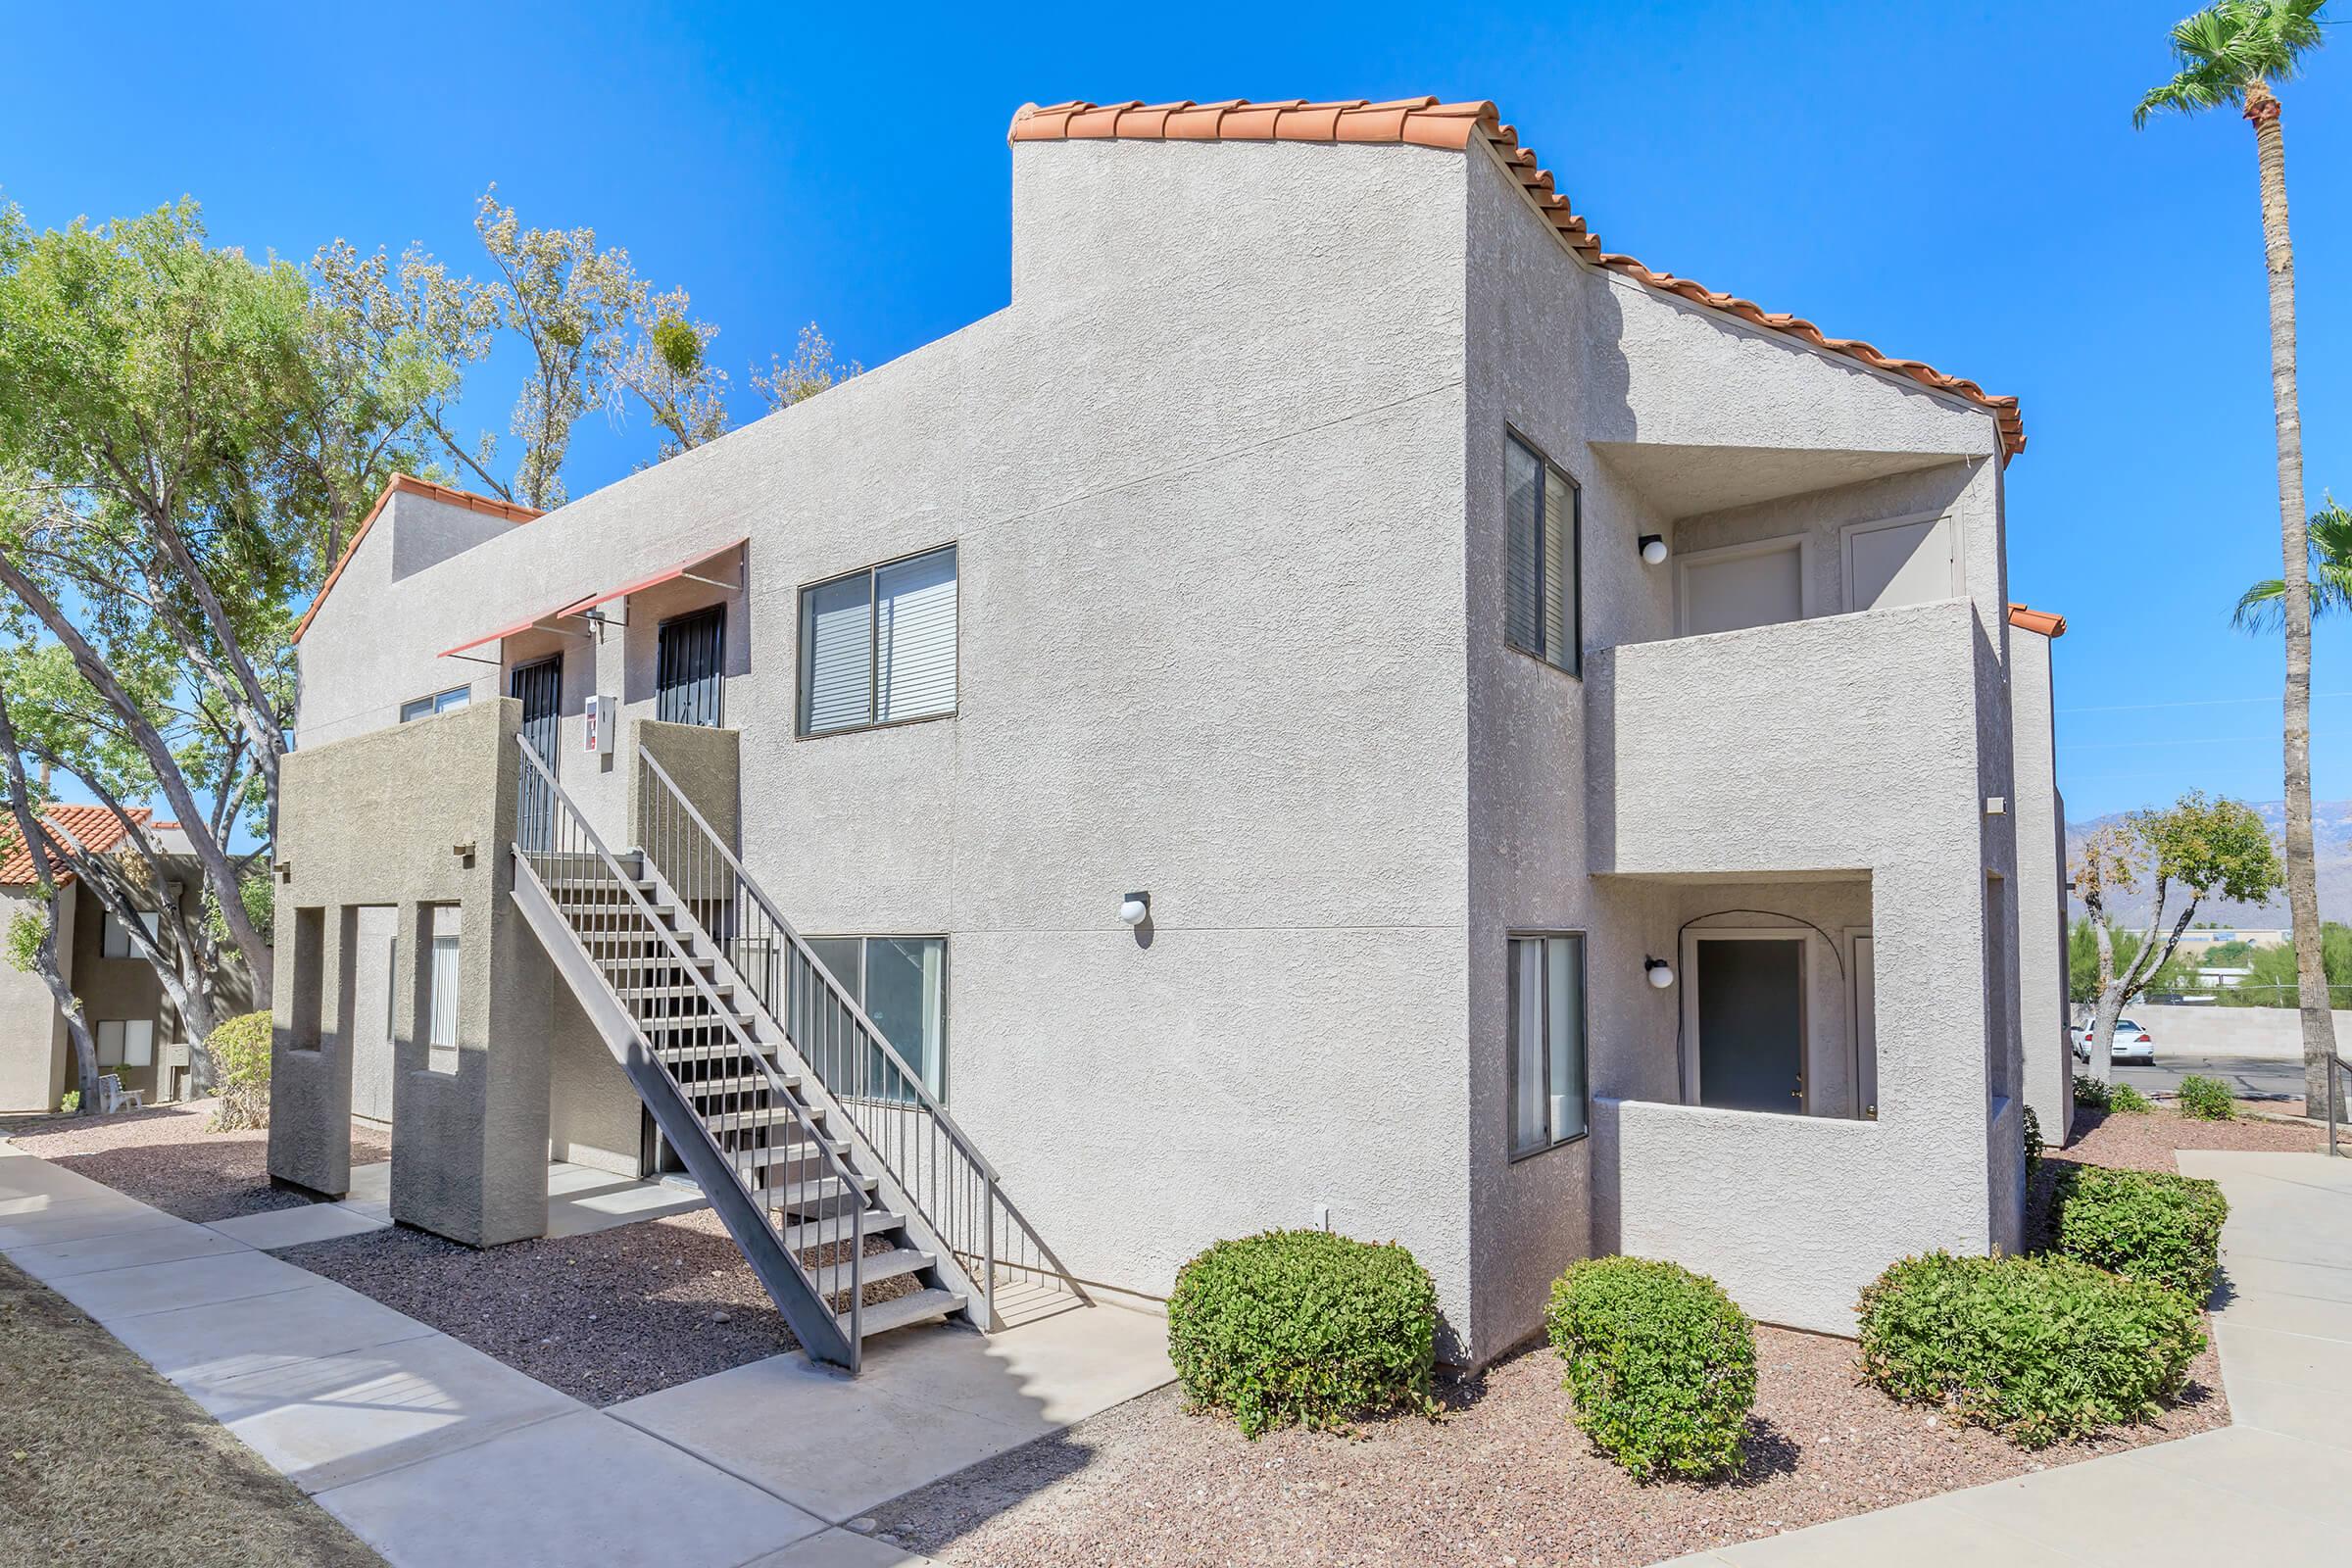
[2,0,2344,822]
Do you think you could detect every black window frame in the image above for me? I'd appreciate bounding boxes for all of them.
[1503,427,1584,678]
[794,541,959,740]
[655,603,728,728]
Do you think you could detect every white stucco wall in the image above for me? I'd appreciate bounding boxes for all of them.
[2009,628,2073,1144]
[0,881,75,1112]
[1586,599,2021,1332]
[297,137,1482,1338]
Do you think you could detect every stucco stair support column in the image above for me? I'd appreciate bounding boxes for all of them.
[510,857,862,1368]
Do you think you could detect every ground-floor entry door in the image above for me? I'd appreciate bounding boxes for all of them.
[1692,936,1806,1113]
[511,655,562,852]
[349,906,397,1124]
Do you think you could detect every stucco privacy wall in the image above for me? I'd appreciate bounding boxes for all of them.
[0,882,74,1111]
[293,139,1482,1331]
[1586,598,2019,1332]
[2009,628,2073,1143]
[1458,135,2018,1349]
[270,699,556,1246]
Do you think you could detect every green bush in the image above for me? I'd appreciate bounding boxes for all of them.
[2073,1074,2111,1110]
[1167,1230,1440,1438]
[2048,1165,2229,1301]
[206,1011,272,1132]
[1544,1256,1756,1481]
[2022,1103,2044,1177]
[58,1089,78,1114]
[2175,1074,2234,1121]
[1857,1250,2204,1447]
[2108,1083,2154,1114]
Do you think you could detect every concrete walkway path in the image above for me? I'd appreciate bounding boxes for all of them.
[0,1137,1171,1568]
[1656,1149,2352,1566]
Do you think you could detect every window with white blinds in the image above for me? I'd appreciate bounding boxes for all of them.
[798,544,957,736]
[1504,432,1580,674]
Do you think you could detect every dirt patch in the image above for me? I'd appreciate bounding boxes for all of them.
[5,1102,389,1224]
[2058,1102,2326,1173]
[280,1210,800,1405]
[870,1321,2227,1568]
[0,1255,383,1568]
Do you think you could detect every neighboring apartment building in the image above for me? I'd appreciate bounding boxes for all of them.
[0,807,247,1110]
[271,95,2067,1369]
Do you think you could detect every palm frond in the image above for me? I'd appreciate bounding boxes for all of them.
[2135,0,2333,125]
[2233,494,2352,633]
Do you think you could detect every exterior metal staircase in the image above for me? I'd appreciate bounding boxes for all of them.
[507,737,1082,1372]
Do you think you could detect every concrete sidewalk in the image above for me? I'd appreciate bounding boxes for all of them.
[1,1137,1172,1568]
[1655,1149,2352,1566]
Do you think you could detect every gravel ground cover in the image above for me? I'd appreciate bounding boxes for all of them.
[870,1105,2319,1568]
[869,1325,2227,1568]
[280,1210,802,1405]
[4,1101,389,1223]
[0,1255,383,1568]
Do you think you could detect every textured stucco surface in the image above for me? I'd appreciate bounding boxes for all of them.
[288,130,2038,1351]
[1585,599,2020,1333]
[2009,629,2073,1144]
[270,698,554,1242]
[0,882,74,1112]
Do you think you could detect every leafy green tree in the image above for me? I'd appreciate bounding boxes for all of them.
[2138,0,2338,1120]
[752,322,858,414]
[2071,792,2285,1061]
[2220,923,2352,1006]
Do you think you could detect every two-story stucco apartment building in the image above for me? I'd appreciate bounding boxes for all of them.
[270,96,2068,1371]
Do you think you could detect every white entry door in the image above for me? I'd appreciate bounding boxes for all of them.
[350,906,398,1124]
[1844,514,1956,612]
[1678,539,1805,636]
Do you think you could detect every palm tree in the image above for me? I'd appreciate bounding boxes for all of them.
[2233,496,2352,630]
[2138,0,2336,1122]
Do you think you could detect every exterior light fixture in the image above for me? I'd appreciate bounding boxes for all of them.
[1644,956,1675,989]
[1118,891,1152,927]
[1638,535,1668,565]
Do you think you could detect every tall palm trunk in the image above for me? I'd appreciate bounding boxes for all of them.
[2246,83,2340,1120]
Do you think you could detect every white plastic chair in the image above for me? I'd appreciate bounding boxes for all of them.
[96,1073,144,1114]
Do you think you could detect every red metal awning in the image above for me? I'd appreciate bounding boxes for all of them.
[437,603,585,660]
[555,538,748,618]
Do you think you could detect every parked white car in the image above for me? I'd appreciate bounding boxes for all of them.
[2072,1020,2156,1066]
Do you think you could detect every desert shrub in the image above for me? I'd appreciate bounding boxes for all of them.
[2048,1165,2229,1301]
[206,1011,272,1131]
[1544,1256,1756,1481]
[58,1088,78,1114]
[1857,1250,2203,1447]
[2022,1103,2044,1177]
[2108,1083,2154,1114]
[2175,1074,2234,1121]
[2073,1074,2111,1110]
[1167,1230,1439,1438]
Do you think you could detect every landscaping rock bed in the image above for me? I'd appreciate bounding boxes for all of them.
[280,1211,801,1406]
[870,1322,2226,1568]
[2060,1102,2325,1172]
[4,1102,389,1223]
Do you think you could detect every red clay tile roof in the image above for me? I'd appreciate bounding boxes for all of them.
[2007,603,2068,638]
[1010,98,2026,460]
[0,805,151,887]
[292,474,543,645]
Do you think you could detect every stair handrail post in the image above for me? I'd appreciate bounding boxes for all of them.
[984,1175,997,1330]
[635,751,997,1176]
[514,734,868,1363]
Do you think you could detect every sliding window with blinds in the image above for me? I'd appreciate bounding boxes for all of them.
[1503,431,1581,674]
[798,544,958,736]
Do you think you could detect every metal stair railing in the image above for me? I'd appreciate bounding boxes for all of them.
[513,736,870,1367]
[2329,1051,2348,1159]
[636,745,1087,1327]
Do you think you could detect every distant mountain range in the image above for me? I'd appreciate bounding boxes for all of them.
[2064,800,2352,927]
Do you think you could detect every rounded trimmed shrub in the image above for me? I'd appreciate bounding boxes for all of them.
[1858,1250,2203,1447]
[2048,1165,2229,1301]
[2108,1083,2154,1114]
[1166,1230,1439,1439]
[1544,1256,1756,1481]
[2175,1074,2235,1121]
[206,1011,272,1132]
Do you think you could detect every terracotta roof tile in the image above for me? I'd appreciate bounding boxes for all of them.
[2008,603,2068,638]
[0,804,151,887]
[1009,97,2025,459]
[292,474,543,645]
